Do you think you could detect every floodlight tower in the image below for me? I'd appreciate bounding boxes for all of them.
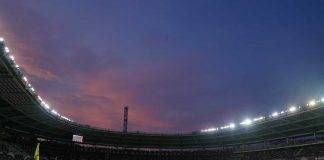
[123,106,128,133]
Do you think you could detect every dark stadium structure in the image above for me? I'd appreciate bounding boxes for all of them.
[1,38,324,160]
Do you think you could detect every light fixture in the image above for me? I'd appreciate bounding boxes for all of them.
[289,106,297,112]
[200,97,324,133]
[240,119,252,125]
[271,112,278,117]
[51,110,58,115]
[208,128,217,132]
[4,47,10,53]
[23,76,28,82]
[9,55,14,61]
[44,103,50,109]
[229,123,235,129]
[30,87,35,92]
[253,116,264,121]
[309,100,316,106]
[37,96,43,101]
[62,116,69,121]
[1,40,74,124]
[202,127,218,133]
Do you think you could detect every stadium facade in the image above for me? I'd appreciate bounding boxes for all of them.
[1,37,324,159]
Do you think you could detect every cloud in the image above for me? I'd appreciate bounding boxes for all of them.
[0,2,252,132]
[2,0,323,133]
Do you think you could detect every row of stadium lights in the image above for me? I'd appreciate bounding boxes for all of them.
[201,98,324,133]
[0,37,73,122]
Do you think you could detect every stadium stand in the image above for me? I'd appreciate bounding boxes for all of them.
[1,128,324,160]
[2,37,324,159]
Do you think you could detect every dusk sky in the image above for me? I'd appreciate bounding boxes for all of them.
[0,0,324,133]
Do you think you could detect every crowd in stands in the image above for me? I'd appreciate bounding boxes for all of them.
[36,140,234,160]
[239,143,324,160]
[0,140,31,160]
[1,127,324,160]
[235,133,324,152]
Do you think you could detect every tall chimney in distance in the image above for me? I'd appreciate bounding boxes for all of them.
[123,106,128,133]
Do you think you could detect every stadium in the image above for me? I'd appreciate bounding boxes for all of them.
[1,37,324,160]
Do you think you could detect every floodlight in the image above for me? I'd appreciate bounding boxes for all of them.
[0,37,4,42]
[51,110,58,115]
[37,95,43,101]
[229,123,235,129]
[271,112,278,117]
[321,97,324,102]
[289,106,296,112]
[62,116,70,121]
[44,103,50,109]
[253,116,264,121]
[309,100,316,106]
[9,55,14,60]
[240,119,252,125]
[4,47,10,53]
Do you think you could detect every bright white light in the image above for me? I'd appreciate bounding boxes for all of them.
[37,96,43,101]
[253,116,264,122]
[41,102,50,109]
[23,76,28,82]
[272,112,278,117]
[9,55,14,61]
[30,87,35,92]
[15,64,19,68]
[51,110,58,115]
[0,37,4,42]
[62,116,69,120]
[4,47,10,53]
[309,100,316,106]
[44,104,50,109]
[212,128,218,131]
[289,106,297,112]
[202,127,219,133]
[199,97,324,133]
[240,119,252,126]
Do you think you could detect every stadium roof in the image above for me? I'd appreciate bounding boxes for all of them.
[1,38,324,149]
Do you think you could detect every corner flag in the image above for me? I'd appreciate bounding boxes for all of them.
[34,143,40,160]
